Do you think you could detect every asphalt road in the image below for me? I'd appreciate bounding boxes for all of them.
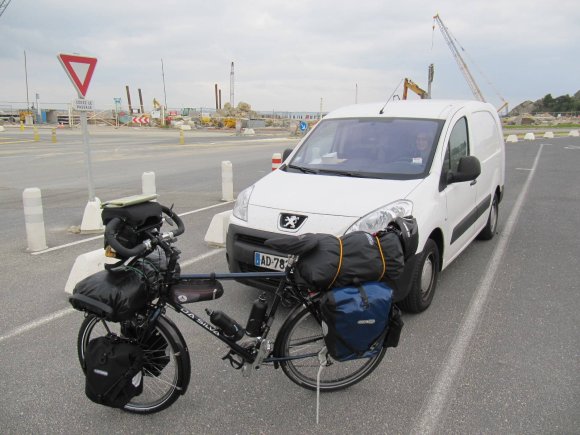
[0,126,578,434]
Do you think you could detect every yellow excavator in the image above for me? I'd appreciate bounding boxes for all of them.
[403,78,428,100]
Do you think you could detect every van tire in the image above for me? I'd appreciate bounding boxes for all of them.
[399,239,439,313]
[477,193,499,240]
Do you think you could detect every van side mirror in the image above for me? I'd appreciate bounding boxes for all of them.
[282,148,293,162]
[447,156,481,184]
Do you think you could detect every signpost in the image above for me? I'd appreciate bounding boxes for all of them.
[57,53,102,232]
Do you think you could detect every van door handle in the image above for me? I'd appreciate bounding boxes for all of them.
[470,180,477,186]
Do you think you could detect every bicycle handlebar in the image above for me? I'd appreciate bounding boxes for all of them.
[104,205,185,258]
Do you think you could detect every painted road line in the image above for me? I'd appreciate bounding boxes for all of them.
[0,248,225,343]
[31,201,234,255]
[411,144,544,435]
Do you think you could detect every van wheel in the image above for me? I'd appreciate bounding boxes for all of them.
[399,239,439,313]
[477,194,499,240]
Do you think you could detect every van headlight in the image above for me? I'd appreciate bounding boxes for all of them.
[345,200,413,234]
[232,185,254,221]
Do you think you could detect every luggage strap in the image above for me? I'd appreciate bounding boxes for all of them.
[375,235,387,281]
[327,237,343,290]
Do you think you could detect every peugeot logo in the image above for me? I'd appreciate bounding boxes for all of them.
[278,213,307,232]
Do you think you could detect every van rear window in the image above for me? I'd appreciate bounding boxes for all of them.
[286,118,444,180]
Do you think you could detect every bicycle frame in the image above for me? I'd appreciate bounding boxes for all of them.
[161,268,317,368]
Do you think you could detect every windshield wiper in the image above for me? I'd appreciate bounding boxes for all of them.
[318,169,382,179]
[287,164,319,174]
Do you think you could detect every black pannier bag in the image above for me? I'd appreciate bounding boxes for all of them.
[102,201,163,253]
[266,228,404,290]
[320,281,393,361]
[70,249,168,322]
[84,335,144,408]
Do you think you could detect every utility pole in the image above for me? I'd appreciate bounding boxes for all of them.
[24,50,30,110]
[355,84,358,104]
[161,58,168,109]
[230,62,235,107]
[319,98,323,120]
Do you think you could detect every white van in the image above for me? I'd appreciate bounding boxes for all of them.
[226,100,505,312]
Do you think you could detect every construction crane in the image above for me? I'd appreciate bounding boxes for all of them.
[0,0,12,18]
[433,14,508,114]
[433,14,485,102]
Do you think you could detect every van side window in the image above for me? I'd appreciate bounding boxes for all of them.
[444,117,469,172]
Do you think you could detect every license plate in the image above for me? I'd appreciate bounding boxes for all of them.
[254,252,287,271]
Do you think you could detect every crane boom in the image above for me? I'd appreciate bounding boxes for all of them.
[0,0,12,18]
[433,14,485,102]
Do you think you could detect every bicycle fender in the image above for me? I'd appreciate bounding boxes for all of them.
[158,315,191,395]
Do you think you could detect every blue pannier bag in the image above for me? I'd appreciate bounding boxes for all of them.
[320,281,393,361]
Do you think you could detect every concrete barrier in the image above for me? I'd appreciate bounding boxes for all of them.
[180,124,192,131]
[242,128,255,135]
[64,249,117,293]
[0,125,5,132]
[80,198,104,233]
[204,210,232,248]
[23,188,47,252]
[524,132,535,141]
[543,132,554,138]
[569,130,579,137]
[506,134,518,143]
[221,161,234,201]
[142,171,156,196]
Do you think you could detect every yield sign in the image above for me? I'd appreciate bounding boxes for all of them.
[57,53,97,98]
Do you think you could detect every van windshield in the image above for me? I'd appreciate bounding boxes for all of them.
[286,118,444,180]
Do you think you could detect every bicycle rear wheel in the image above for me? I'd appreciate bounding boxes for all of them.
[77,314,190,414]
[276,305,387,392]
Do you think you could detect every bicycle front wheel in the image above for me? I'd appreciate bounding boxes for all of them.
[77,314,190,414]
[276,305,387,392]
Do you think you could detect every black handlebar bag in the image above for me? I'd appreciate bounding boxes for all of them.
[84,335,144,408]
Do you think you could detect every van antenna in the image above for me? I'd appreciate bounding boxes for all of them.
[379,78,404,114]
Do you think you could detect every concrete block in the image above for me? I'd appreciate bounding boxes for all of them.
[242,128,255,135]
[64,249,117,293]
[524,132,535,141]
[569,130,579,137]
[180,124,192,131]
[80,197,104,233]
[204,210,232,248]
[543,131,554,138]
[0,126,5,132]
[506,134,518,143]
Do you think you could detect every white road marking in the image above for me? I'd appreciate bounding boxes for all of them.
[0,248,225,342]
[411,144,544,435]
[31,201,234,255]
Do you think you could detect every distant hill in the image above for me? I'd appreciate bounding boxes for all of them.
[509,91,580,116]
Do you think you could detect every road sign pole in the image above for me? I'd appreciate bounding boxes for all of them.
[79,110,95,201]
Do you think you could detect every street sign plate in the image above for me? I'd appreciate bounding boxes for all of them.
[57,53,97,98]
[72,99,94,111]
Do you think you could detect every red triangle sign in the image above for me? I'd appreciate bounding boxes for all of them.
[57,53,97,98]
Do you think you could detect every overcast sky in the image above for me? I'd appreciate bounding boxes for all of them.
[1,0,578,114]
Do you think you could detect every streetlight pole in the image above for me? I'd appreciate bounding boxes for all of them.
[24,50,30,110]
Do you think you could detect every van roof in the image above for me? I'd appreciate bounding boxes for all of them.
[324,99,495,120]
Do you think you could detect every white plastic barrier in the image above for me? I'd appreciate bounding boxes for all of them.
[23,188,47,252]
[64,249,118,293]
[221,161,234,201]
[543,132,554,138]
[506,134,518,143]
[204,210,232,248]
[524,132,535,141]
[272,153,282,171]
[142,171,156,196]
[80,197,104,233]
[569,130,579,137]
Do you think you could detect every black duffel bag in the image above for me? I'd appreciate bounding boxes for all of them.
[70,268,148,322]
[266,228,404,291]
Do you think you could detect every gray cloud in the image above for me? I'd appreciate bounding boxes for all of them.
[1,0,578,112]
